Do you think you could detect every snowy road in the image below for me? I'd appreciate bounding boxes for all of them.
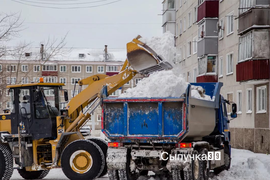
[10,149,270,180]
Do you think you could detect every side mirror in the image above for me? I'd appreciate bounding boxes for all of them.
[64,90,68,102]
[230,103,237,119]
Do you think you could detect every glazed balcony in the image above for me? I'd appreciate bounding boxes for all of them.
[197,37,218,57]
[197,74,218,83]
[197,0,219,22]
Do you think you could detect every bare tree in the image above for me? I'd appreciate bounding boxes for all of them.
[0,13,68,111]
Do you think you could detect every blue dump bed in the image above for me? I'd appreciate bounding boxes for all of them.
[101,82,223,143]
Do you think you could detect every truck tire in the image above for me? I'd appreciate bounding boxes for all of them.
[0,144,13,180]
[199,148,209,180]
[191,150,203,180]
[171,169,182,180]
[108,170,119,180]
[61,140,105,180]
[88,137,108,177]
[214,145,231,175]
[18,168,50,179]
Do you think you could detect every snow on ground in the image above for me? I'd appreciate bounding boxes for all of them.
[212,149,270,180]
[11,149,270,179]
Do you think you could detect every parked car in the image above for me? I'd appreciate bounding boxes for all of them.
[80,125,91,136]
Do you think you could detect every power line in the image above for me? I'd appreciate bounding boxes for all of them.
[11,0,121,9]
[17,0,111,5]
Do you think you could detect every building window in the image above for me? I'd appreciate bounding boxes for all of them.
[207,56,216,73]
[71,90,79,97]
[33,65,40,72]
[97,114,102,121]
[125,81,130,85]
[193,37,197,54]
[71,65,81,73]
[194,6,197,23]
[240,0,254,14]
[6,101,12,109]
[79,53,85,58]
[179,20,182,35]
[86,66,93,73]
[0,78,2,84]
[219,18,224,39]
[21,77,29,84]
[237,91,242,114]
[193,68,197,82]
[198,0,205,6]
[60,77,66,84]
[110,89,122,97]
[239,32,252,62]
[219,56,223,77]
[183,46,186,60]
[60,102,67,109]
[71,78,81,85]
[183,17,186,32]
[60,65,67,72]
[33,77,40,83]
[188,12,192,27]
[135,78,141,85]
[106,66,118,72]
[247,88,252,113]
[21,65,28,72]
[256,86,267,113]
[6,77,16,85]
[7,65,16,72]
[0,64,2,72]
[97,66,104,73]
[187,41,192,57]
[227,13,234,35]
[43,65,57,71]
[198,23,205,41]
[226,93,233,114]
[44,76,57,83]
[226,53,233,75]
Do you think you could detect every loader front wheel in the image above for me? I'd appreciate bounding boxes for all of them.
[61,140,105,180]
[18,168,50,179]
[88,137,108,177]
[0,144,13,180]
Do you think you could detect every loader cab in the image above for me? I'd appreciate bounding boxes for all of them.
[7,82,65,140]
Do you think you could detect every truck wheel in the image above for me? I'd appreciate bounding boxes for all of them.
[214,145,231,175]
[200,148,209,180]
[61,140,105,180]
[108,170,119,180]
[18,168,50,179]
[183,169,192,180]
[88,138,108,177]
[191,150,203,180]
[171,169,182,180]
[0,144,13,180]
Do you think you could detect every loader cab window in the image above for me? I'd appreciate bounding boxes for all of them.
[34,86,60,119]
[7,89,15,113]
[19,89,31,118]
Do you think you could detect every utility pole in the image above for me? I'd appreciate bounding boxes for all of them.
[40,44,44,60]
[104,45,108,61]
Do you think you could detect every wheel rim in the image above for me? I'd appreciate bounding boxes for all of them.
[69,150,93,174]
[194,159,200,179]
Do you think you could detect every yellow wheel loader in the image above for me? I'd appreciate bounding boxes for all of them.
[0,36,172,180]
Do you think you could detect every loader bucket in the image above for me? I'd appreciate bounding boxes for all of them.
[127,38,173,74]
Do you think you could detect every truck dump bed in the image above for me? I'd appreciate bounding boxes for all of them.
[101,82,223,143]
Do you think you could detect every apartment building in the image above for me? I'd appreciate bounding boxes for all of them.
[162,0,270,153]
[0,48,142,134]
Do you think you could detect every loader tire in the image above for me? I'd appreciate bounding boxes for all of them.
[18,168,50,179]
[0,144,13,180]
[88,137,108,177]
[61,140,105,180]
[108,170,119,180]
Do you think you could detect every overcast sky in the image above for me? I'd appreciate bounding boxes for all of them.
[1,0,163,49]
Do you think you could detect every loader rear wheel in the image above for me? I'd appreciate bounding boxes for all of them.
[18,168,50,179]
[0,144,13,180]
[61,140,105,180]
[88,138,108,177]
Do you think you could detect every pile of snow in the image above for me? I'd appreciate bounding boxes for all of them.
[212,149,270,180]
[120,70,188,98]
[191,85,212,101]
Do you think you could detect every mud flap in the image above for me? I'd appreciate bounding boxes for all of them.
[107,148,127,170]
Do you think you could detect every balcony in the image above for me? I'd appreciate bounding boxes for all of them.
[236,60,269,82]
[42,71,58,76]
[197,74,218,83]
[197,38,218,57]
[162,10,176,26]
[197,0,219,22]
[238,8,270,34]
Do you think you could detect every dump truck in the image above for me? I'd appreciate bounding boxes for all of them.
[102,82,237,180]
[0,36,172,180]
